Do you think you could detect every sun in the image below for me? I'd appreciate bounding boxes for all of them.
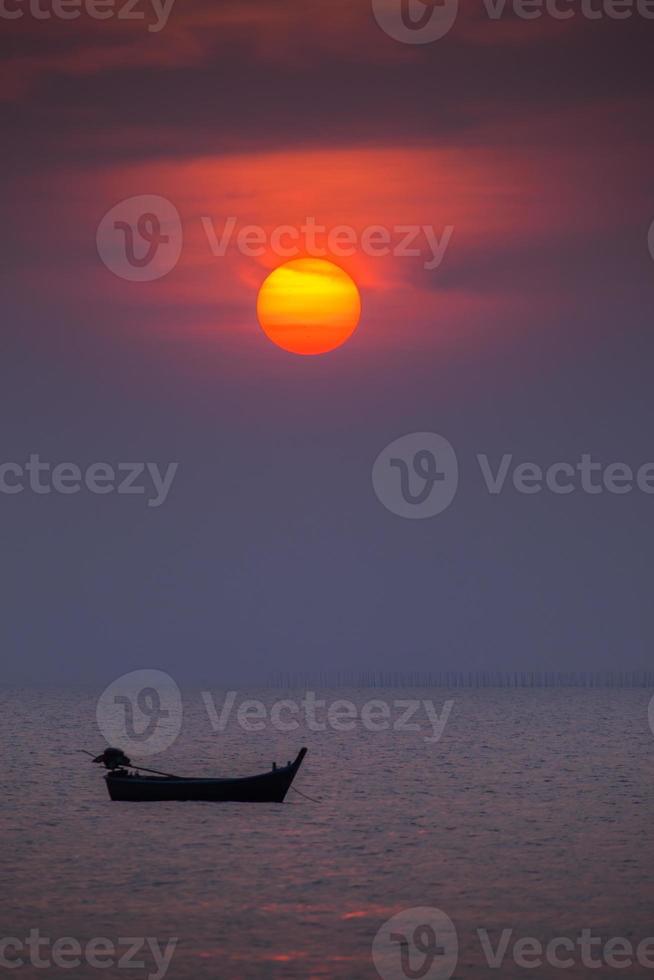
[256,258,361,355]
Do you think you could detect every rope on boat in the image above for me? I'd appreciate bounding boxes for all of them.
[290,785,322,804]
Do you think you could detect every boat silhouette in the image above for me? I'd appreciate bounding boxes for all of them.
[86,747,308,803]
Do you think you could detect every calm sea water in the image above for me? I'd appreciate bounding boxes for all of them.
[2,687,653,979]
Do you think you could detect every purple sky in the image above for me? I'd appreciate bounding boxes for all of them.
[2,0,654,683]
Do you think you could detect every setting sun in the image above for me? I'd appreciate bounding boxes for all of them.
[256,258,361,355]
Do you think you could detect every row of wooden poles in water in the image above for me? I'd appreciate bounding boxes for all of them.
[265,670,654,689]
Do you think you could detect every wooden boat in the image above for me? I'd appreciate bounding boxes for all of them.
[89,747,308,803]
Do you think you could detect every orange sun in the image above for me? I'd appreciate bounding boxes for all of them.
[256,258,361,355]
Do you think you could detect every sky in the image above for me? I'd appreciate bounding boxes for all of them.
[2,0,654,684]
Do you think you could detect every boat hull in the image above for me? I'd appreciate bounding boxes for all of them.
[104,748,307,803]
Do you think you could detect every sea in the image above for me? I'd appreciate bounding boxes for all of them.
[2,686,653,979]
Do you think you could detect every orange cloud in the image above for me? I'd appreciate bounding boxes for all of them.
[7,138,617,356]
